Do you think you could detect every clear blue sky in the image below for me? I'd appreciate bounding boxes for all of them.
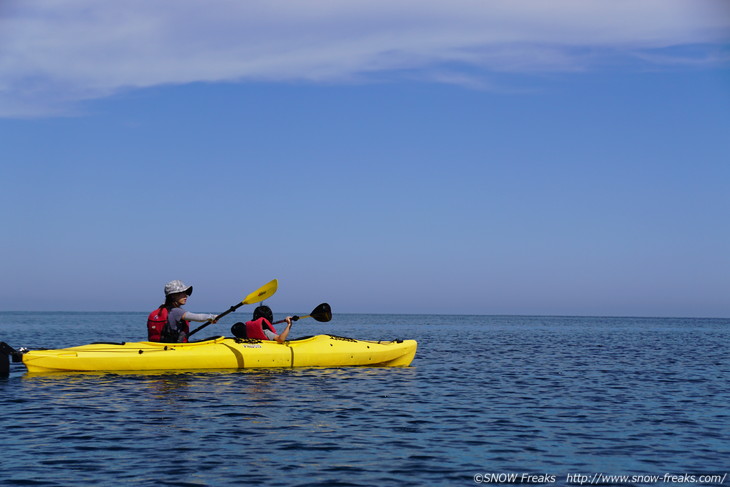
[1,1,729,317]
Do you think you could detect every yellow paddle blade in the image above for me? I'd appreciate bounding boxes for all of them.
[241,279,278,305]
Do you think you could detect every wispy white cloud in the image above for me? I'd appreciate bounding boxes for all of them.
[0,0,728,117]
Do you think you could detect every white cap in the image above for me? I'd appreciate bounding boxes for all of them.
[164,280,193,297]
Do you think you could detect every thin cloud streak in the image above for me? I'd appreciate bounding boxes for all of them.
[0,0,728,117]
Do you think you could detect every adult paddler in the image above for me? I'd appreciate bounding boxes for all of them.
[147,280,219,343]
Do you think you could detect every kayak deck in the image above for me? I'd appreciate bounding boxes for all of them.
[20,335,417,373]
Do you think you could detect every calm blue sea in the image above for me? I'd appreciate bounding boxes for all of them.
[0,312,728,486]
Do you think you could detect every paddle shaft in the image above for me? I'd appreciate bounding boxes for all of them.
[271,303,331,325]
[187,279,279,338]
[272,315,300,325]
[188,303,243,337]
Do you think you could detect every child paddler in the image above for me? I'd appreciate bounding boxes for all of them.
[230,305,294,343]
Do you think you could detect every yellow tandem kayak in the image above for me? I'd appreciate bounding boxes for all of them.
[14,335,417,373]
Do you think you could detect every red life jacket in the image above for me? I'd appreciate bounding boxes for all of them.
[147,307,190,342]
[147,307,168,341]
[244,317,277,340]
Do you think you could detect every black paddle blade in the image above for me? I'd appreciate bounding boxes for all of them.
[310,303,332,322]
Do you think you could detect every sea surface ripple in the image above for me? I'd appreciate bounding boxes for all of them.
[1,313,727,486]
